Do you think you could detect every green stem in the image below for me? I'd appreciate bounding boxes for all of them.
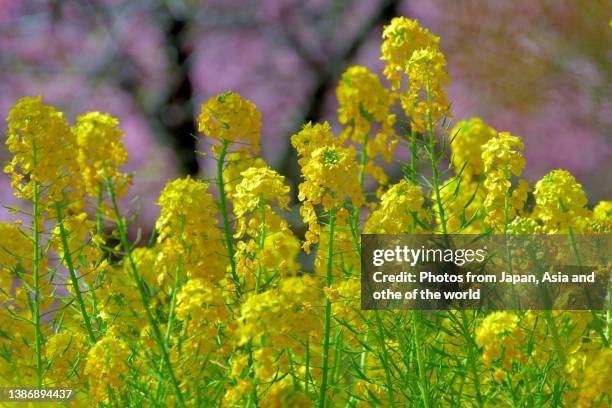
[458,310,483,407]
[318,208,336,408]
[105,177,186,407]
[348,133,372,405]
[410,128,418,183]
[156,253,182,405]
[32,179,43,387]
[31,142,43,387]
[412,312,430,408]
[543,311,566,368]
[255,199,267,294]
[425,82,448,236]
[503,165,511,235]
[357,133,369,191]
[351,132,370,244]
[375,311,396,405]
[305,337,310,395]
[165,263,180,345]
[54,202,96,343]
[96,182,104,236]
[247,344,259,407]
[216,140,240,297]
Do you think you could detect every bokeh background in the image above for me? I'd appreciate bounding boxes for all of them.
[1,0,611,231]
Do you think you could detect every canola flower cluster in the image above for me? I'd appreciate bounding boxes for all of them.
[0,17,610,408]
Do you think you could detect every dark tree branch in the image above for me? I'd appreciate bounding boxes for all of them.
[76,0,199,176]
[157,11,199,175]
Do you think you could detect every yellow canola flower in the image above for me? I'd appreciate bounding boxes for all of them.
[237,276,321,350]
[198,91,261,154]
[261,376,312,408]
[236,226,302,289]
[402,48,452,133]
[589,200,611,233]
[175,278,229,328]
[475,312,526,370]
[292,122,363,251]
[97,249,151,329]
[233,166,290,220]
[381,17,451,132]
[51,213,101,265]
[364,179,429,233]
[337,65,396,143]
[155,177,227,285]
[482,132,525,177]
[231,166,299,286]
[451,117,497,180]
[45,330,88,386]
[296,141,364,251]
[565,347,611,408]
[4,96,79,203]
[261,231,301,278]
[84,331,131,404]
[435,177,486,233]
[156,177,220,242]
[0,222,53,311]
[506,216,542,234]
[337,66,397,189]
[575,348,612,408]
[298,144,363,209]
[0,222,34,273]
[72,112,130,198]
[381,17,440,90]
[291,121,338,160]
[481,132,527,229]
[533,169,590,233]
[223,151,267,198]
[314,223,360,280]
[324,278,362,326]
[593,200,611,221]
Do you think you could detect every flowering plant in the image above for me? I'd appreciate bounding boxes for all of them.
[0,17,610,407]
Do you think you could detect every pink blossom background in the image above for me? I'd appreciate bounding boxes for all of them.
[1,0,610,230]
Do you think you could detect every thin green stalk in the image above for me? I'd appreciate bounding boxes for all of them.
[163,215,184,351]
[346,132,373,405]
[375,311,396,405]
[604,310,612,340]
[157,249,182,401]
[410,128,418,183]
[350,132,370,245]
[305,337,310,395]
[319,208,336,408]
[31,142,43,387]
[503,165,511,235]
[32,181,43,387]
[164,261,180,345]
[255,199,267,294]
[329,329,343,395]
[96,182,104,236]
[105,177,186,407]
[54,202,96,343]
[358,330,369,373]
[246,344,260,408]
[458,310,483,407]
[543,311,566,368]
[216,140,240,297]
[425,81,448,236]
[412,312,430,408]
[357,132,369,190]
